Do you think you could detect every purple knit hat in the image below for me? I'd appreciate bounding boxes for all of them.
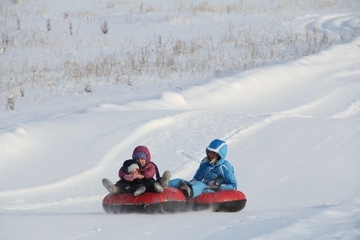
[134,151,147,160]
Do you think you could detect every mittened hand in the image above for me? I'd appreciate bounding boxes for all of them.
[135,174,144,179]
[208,181,218,188]
[123,174,135,181]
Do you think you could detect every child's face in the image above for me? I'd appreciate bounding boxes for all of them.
[207,151,219,161]
[136,158,146,167]
[128,169,139,175]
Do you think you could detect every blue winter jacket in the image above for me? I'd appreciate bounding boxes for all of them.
[191,139,237,190]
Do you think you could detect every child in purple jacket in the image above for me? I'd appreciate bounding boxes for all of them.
[102,145,171,196]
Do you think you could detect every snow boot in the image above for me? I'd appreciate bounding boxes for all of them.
[133,185,146,197]
[179,180,193,198]
[154,182,164,193]
[159,170,171,189]
[102,178,121,194]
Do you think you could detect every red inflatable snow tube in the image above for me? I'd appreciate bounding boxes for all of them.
[189,190,247,212]
[102,187,187,214]
[102,187,247,213]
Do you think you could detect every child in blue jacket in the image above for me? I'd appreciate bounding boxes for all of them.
[168,139,237,198]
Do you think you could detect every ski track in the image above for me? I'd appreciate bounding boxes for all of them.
[219,80,360,148]
[0,113,177,200]
[293,13,360,35]
[0,195,103,211]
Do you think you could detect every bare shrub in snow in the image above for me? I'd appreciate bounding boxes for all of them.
[47,19,51,31]
[101,21,109,34]
[69,22,73,36]
[6,93,16,110]
[84,84,92,93]
[17,18,21,30]
[20,87,25,97]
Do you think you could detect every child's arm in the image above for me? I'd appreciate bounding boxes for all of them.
[141,163,157,179]
[122,174,137,181]
[118,167,125,178]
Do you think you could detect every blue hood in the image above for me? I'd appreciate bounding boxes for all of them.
[205,139,227,160]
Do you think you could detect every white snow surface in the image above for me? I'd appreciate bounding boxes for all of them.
[1,1,360,240]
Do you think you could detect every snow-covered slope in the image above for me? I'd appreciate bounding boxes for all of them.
[1,1,360,239]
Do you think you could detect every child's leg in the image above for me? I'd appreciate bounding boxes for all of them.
[102,178,121,194]
[145,179,164,193]
[168,178,189,188]
[159,170,171,189]
[115,181,132,194]
[189,181,210,198]
[131,184,146,196]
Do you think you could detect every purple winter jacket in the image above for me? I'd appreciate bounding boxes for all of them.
[118,145,157,180]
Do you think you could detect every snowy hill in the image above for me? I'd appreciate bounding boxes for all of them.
[1,1,360,239]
